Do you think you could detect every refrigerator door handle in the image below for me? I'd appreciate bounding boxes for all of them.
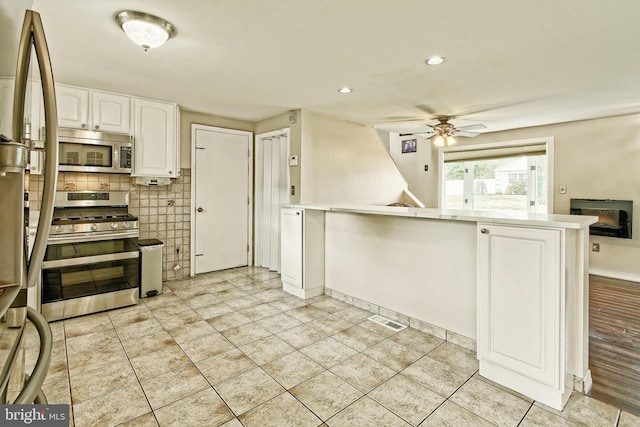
[13,307,52,404]
[13,10,59,289]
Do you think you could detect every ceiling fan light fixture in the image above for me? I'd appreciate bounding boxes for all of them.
[426,56,445,66]
[433,135,445,147]
[446,135,456,145]
[116,11,175,51]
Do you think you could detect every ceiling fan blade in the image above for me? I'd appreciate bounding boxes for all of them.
[400,131,435,138]
[456,131,481,137]
[456,123,487,131]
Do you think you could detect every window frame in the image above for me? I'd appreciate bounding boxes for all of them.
[437,137,555,213]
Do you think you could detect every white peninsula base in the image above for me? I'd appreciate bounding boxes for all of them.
[280,204,596,411]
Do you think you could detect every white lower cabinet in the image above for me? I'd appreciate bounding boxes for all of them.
[477,223,572,410]
[280,207,325,299]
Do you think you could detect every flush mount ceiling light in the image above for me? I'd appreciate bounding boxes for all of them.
[426,56,445,66]
[115,11,175,51]
[338,87,353,94]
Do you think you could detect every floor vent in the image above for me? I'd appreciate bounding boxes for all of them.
[368,315,407,332]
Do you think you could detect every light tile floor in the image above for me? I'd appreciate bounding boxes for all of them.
[24,267,640,427]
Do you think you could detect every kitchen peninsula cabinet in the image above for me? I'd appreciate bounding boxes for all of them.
[132,98,179,178]
[280,207,325,299]
[280,203,596,410]
[477,223,570,410]
[56,84,131,133]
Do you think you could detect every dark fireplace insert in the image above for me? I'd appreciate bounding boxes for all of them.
[570,199,633,239]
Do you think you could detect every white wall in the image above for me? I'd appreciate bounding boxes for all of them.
[398,114,640,278]
[301,110,408,204]
[388,133,438,207]
[325,211,477,339]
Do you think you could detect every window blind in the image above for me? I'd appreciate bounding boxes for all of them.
[443,143,547,163]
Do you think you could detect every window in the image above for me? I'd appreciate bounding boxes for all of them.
[440,138,553,213]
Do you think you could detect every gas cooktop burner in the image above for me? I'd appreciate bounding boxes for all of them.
[49,191,138,237]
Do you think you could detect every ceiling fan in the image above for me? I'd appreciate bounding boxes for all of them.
[399,116,487,146]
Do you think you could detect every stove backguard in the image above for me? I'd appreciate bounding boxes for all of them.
[570,199,633,239]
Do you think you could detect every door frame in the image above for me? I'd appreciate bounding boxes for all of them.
[254,128,290,270]
[190,124,254,276]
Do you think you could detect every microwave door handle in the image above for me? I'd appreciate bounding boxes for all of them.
[114,145,119,168]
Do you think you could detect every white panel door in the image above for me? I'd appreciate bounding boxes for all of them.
[194,126,250,273]
[478,223,562,387]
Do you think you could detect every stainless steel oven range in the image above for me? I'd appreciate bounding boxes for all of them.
[40,191,139,321]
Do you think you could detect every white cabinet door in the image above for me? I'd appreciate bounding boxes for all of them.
[132,98,178,177]
[477,223,563,394]
[0,78,14,138]
[56,84,89,129]
[281,208,303,289]
[91,91,130,133]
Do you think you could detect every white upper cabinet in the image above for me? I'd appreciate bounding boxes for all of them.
[132,98,179,178]
[0,77,45,141]
[56,84,130,134]
[0,78,15,139]
[56,84,89,129]
[91,91,131,133]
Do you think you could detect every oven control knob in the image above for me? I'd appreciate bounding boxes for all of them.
[122,222,130,229]
[90,223,98,231]
[110,222,118,229]
[54,225,63,233]
[69,224,78,232]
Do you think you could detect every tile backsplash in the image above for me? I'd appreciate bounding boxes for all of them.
[28,169,192,281]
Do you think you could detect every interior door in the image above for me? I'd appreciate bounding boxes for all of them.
[193,126,251,274]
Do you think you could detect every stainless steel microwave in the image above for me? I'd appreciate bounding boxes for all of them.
[58,128,133,173]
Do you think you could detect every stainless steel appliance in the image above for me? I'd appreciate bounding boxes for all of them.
[41,191,139,321]
[0,10,56,404]
[58,128,133,174]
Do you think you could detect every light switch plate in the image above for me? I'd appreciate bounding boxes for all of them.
[559,185,567,194]
[289,155,299,166]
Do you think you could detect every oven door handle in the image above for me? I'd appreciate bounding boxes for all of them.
[42,251,139,269]
[47,231,138,244]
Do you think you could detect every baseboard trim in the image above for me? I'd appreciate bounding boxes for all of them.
[589,268,640,283]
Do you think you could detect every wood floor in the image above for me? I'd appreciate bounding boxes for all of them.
[588,274,640,416]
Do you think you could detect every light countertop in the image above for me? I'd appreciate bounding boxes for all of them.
[280,203,598,229]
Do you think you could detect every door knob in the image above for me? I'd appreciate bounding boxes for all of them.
[197,207,204,212]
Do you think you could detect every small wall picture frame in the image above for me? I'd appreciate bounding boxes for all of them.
[401,138,417,153]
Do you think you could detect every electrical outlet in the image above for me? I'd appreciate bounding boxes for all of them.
[592,243,600,252]
[559,185,567,194]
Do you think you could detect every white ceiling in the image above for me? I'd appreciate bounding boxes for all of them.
[21,0,640,133]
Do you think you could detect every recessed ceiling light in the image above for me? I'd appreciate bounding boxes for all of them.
[426,56,445,66]
[338,87,353,94]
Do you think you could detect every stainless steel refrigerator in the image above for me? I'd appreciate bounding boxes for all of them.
[0,9,58,404]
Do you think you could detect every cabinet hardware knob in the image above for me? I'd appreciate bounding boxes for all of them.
[197,207,203,212]
[94,125,99,129]
[81,123,87,128]
[481,228,489,234]
[296,212,300,215]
